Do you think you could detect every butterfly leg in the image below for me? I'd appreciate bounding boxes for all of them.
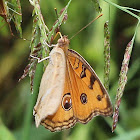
[43,41,56,48]
[30,55,50,63]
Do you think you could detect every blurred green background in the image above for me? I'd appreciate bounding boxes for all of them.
[0,0,140,140]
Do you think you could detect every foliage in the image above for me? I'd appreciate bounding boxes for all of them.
[0,0,140,140]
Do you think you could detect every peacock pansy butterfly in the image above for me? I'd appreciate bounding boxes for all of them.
[33,35,113,132]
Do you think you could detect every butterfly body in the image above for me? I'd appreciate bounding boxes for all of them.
[34,36,113,132]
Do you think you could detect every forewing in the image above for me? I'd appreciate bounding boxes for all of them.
[34,47,66,127]
[67,49,113,123]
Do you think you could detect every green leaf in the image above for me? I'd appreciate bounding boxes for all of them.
[0,118,16,140]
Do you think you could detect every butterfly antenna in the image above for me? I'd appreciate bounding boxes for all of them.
[54,8,62,32]
[69,14,103,40]
[54,32,63,40]
[54,8,59,21]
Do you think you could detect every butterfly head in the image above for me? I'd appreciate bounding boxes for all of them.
[57,35,70,49]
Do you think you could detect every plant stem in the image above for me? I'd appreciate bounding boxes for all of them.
[22,63,43,140]
[104,0,140,20]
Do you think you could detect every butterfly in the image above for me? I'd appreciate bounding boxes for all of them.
[33,35,113,132]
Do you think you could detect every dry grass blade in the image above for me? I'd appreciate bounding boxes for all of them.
[112,40,133,132]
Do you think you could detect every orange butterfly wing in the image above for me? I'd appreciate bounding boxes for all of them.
[41,49,113,132]
[41,67,76,132]
[67,49,113,123]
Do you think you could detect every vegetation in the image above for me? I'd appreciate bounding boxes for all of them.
[0,0,140,140]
